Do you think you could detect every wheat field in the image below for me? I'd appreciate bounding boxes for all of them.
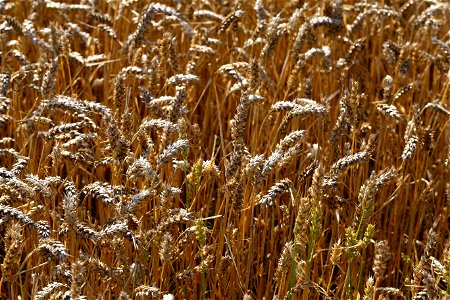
[0,0,449,299]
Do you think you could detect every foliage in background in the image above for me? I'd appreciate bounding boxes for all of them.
[0,0,449,299]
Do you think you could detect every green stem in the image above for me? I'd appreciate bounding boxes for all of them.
[341,260,354,299]
[347,267,354,298]
[202,261,206,300]
[326,265,335,294]
[357,248,367,294]
[19,271,24,300]
[287,247,298,300]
